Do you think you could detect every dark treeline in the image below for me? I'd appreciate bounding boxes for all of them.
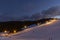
[0,18,54,33]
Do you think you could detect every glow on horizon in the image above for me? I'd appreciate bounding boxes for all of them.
[53,15,60,18]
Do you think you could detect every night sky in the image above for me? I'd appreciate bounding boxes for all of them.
[0,0,60,21]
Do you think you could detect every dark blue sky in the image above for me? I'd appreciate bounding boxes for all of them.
[0,0,60,21]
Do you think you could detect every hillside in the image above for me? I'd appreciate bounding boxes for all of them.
[0,18,53,33]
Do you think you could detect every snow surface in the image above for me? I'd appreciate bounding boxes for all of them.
[0,20,60,40]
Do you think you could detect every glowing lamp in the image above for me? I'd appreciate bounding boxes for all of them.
[24,26,27,28]
[13,30,17,33]
[4,30,7,33]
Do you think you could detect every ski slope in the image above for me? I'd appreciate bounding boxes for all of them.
[0,19,60,40]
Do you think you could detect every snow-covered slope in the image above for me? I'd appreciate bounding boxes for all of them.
[0,20,60,40]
